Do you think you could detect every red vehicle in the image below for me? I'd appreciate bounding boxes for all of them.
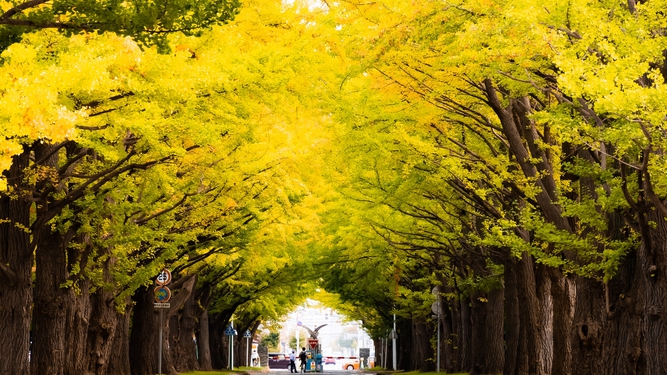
[324,357,336,365]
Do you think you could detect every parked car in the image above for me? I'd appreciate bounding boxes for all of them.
[342,357,375,370]
[325,357,336,365]
[268,353,292,370]
[342,360,359,370]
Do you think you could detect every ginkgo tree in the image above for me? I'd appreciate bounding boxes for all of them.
[0,2,341,374]
[307,0,667,374]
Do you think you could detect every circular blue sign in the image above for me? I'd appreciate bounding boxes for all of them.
[154,286,171,302]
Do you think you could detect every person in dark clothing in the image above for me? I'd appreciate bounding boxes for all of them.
[299,347,307,373]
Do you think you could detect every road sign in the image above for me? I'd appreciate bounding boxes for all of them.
[390,329,398,339]
[156,268,172,285]
[243,330,252,338]
[307,338,318,350]
[431,301,440,314]
[225,325,238,336]
[431,286,440,296]
[154,286,171,302]
[154,303,171,309]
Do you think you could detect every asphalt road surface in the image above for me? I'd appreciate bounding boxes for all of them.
[268,363,363,373]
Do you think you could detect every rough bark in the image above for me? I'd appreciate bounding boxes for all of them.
[209,313,226,369]
[170,276,199,373]
[459,296,472,371]
[484,287,505,374]
[536,265,553,375]
[129,286,166,375]
[107,303,132,375]
[639,213,667,374]
[85,284,120,375]
[453,297,465,373]
[31,226,68,375]
[0,150,33,375]
[31,143,70,375]
[65,280,91,375]
[409,318,432,371]
[470,293,487,375]
[549,269,572,375]
[397,318,411,371]
[198,310,213,370]
[130,275,196,375]
[503,256,521,375]
[516,251,543,375]
[440,296,457,373]
[570,276,606,374]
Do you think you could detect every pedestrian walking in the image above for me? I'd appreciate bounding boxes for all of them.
[289,350,298,373]
[299,347,307,373]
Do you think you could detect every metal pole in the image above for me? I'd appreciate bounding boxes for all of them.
[158,308,163,375]
[231,333,235,370]
[436,304,441,373]
[392,314,397,371]
[246,336,250,367]
[383,334,387,369]
[228,335,232,369]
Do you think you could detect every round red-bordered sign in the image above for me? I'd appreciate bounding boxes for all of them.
[156,268,172,285]
[154,286,172,302]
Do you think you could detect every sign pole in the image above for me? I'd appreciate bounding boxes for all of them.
[154,269,171,375]
[436,305,441,372]
[158,307,163,375]
[392,314,397,371]
[244,330,252,367]
[231,333,235,370]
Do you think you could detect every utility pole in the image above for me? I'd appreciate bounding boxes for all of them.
[392,314,397,371]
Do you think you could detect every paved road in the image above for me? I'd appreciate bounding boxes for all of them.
[268,363,364,374]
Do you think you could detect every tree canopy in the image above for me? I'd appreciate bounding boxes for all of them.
[2,0,667,374]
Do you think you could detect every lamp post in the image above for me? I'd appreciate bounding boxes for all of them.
[296,308,303,351]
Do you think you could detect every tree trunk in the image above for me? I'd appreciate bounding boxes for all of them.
[459,296,472,372]
[130,275,196,375]
[65,279,91,375]
[31,228,68,375]
[198,310,213,370]
[549,268,572,375]
[639,213,667,374]
[209,314,226,369]
[484,287,504,374]
[0,149,33,375]
[516,251,543,374]
[470,292,487,375]
[409,318,432,371]
[447,294,463,373]
[570,276,605,374]
[440,297,457,373]
[170,278,199,372]
[129,286,164,375]
[397,318,411,371]
[503,256,521,375]
[108,302,132,375]
[536,265,553,375]
[85,283,120,375]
